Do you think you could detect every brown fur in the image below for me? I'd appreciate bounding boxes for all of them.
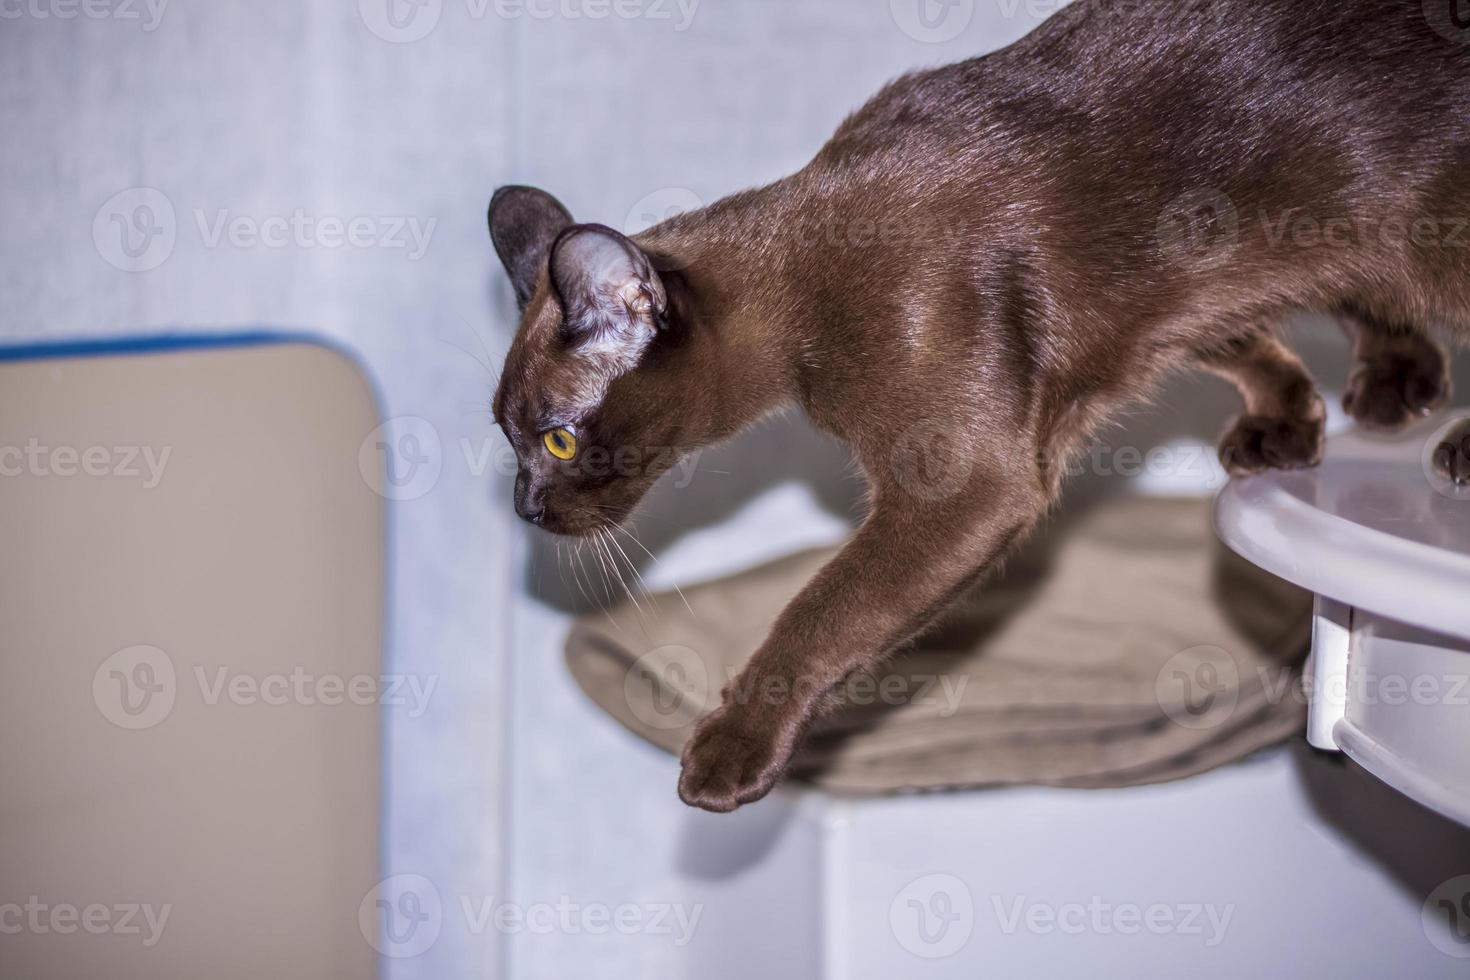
[489,0,1470,811]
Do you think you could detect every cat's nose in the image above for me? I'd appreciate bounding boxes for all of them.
[515,493,546,525]
[514,480,547,526]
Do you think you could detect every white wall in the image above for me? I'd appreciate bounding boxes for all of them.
[5,1,1470,977]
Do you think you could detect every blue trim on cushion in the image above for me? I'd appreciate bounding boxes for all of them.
[0,330,326,362]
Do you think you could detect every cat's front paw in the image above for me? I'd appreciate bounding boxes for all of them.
[1218,408,1324,476]
[1343,350,1450,431]
[678,705,795,813]
[1431,420,1470,487]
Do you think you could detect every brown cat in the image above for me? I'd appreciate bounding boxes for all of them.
[488,0,1470,812]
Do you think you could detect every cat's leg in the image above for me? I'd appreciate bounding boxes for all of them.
[677,472,1046,812]
[1338,306,1450,431]
[1197,329,1326,476]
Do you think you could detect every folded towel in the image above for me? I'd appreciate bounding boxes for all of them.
[566,495,1310,794]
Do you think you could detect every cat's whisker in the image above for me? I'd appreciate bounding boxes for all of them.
[603,524,660,618]
[598,526,650,624]
[612,522,696,620]
[588,529,617,607]
[434,333,496,380]
[459,316,503,388]
[570,540,601,615]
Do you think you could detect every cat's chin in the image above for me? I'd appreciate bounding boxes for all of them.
[538,511,630,539]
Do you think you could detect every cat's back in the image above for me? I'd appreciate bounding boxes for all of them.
[821,0,1469,171]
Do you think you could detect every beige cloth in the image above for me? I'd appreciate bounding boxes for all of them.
[566,496,1311,794]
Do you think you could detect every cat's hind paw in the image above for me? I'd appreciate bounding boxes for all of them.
[1431,420,1470,487]
[1343,348,1450,431]
[1218,410,1325,477]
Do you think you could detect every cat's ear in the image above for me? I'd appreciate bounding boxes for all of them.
[488,185,574,309]
[548,223,669,366]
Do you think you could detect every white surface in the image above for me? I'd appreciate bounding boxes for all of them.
[1215,412,1470,640]
[1307,596,1352,750]
[1217,417,1470,828]
[1334,612,1470,828]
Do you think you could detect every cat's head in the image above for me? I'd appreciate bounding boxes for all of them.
[488,185,694,536]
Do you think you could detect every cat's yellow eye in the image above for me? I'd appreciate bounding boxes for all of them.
[543,427,577,461]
